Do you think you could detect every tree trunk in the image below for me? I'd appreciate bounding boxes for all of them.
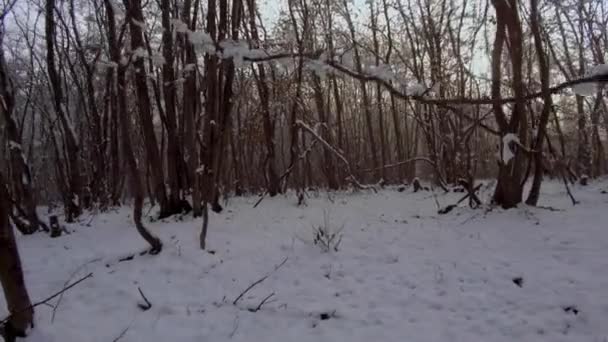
[106,0,162,253]
[123,0,169,216]
[0,173,34,340]
[160,0,186,215]
[491,0,527,208]
[526,0,554,206]
[45,0,81,222]
[182,0,202,216]
[0,34,43,234]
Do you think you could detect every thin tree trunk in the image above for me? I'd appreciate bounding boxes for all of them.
[526,0,553,205]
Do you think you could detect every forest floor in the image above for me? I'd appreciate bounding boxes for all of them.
[4,179,608,342]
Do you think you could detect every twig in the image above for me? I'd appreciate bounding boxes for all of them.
[233,257,288,305]
[561,170,578,205]
[358,157,436,173]
[137,287,152,311]
[249,293,275,312]
[438,184,483,214]
[52,258,102,322]
[1,272,93,325]
[112,325,131,342]
[229,314,239,339]
[535,205,564,212]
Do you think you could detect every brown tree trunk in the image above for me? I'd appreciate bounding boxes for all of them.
[0,172,34,340]
[0,33,43,234]
[123,0,169,216]
[182,0,202,216]
[160,0,186,215]
[526,0,554,205]
[491,0,527,208]
[45,0,81,222]
[106,0,162,253]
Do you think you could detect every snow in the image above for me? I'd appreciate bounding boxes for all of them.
[6,181,608,341]
[407,82,427,96]
[572,64,608,96]
[96,61,118,70]
[131,19,146,29]
[572,82,597,96]
[500,133,520,164]
[8,140,21,150]
[151,54,166,67]
[170,19,189,34]
[590,64,608,77]
[131,47,148,60]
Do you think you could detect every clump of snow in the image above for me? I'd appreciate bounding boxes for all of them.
[499,133,520,164]
[8,140,21,150]
[305,59,333,77]
[150,54,166,66]
[590,64,608,77]
[170,18,189,33]
[219,40,252,67]
[188,30,213,47]
[572,82,597,96]
[406,82,427,96]
[131,47,148,60]
[572,64,608,96]
[96,60,118,70]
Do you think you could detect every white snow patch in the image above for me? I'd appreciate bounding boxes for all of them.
[500,133,520,164]
[4,182,608,341]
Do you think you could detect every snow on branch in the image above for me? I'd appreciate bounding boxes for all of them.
[154,26,608,106]
[572,64,608,96]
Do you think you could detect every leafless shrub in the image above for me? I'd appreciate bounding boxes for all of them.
[312,211,344,253]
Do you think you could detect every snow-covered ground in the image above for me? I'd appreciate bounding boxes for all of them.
[4,180,608,342]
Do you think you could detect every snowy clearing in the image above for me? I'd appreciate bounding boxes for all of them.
[4,181,608,342]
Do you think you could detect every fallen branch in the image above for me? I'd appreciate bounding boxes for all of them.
[137,287,152,311]
[438,183,483,214]
[561,171,578,205]
[358,157,436,173]
[233,257,288,305]
[112,325,131,342]
[535,205,564,212]
[249,292,275,312]
[0,272,93,325]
